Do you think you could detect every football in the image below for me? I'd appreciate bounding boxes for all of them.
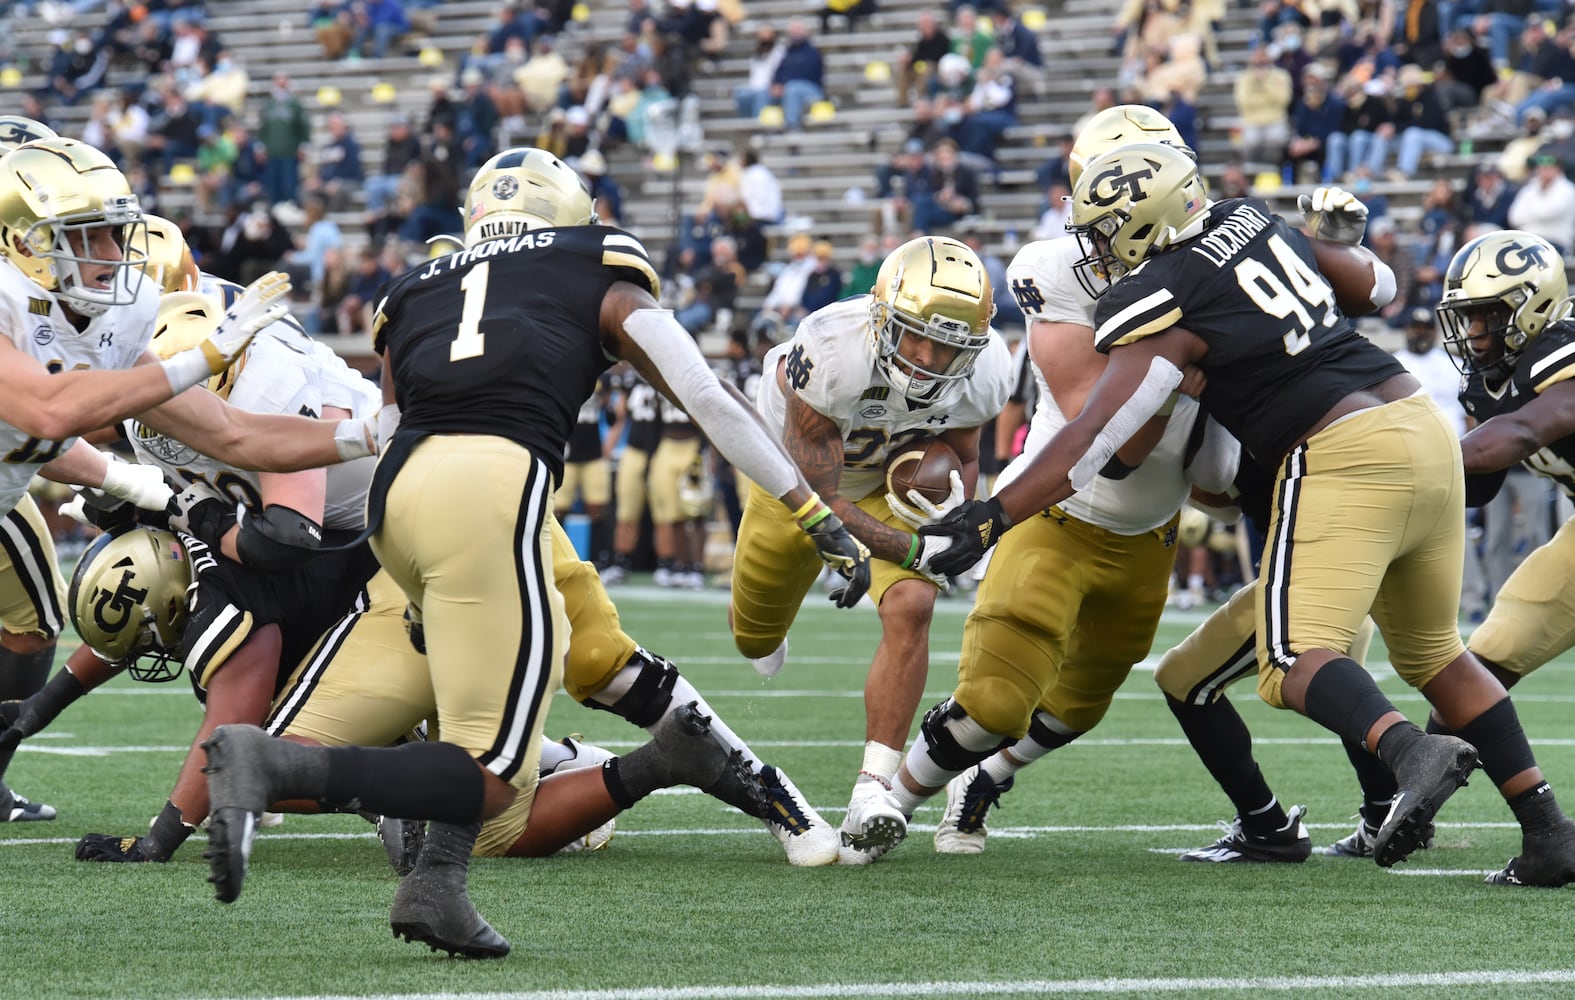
[886,438,963,510]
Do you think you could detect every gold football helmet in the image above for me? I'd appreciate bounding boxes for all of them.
[0,137,146,316]
[1439,230,1571,377]
[1068,142,1209,298]
[869,235,995,402]
[133,213,199,294]
[462,147,597,247]
[1069,105,1188,188]
[0,116,59,156]
[151,290,246,398]
[67,527,191,682]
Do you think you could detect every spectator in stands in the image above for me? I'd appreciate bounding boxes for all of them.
[1473,2,1553,71]
[676,0,731,61]
[351,0,411,60]
[364,112,422,217]
[739,148,783,225]
[735,25,783,119]
[106,87,149,166]
[1466,161,1517,228]
[821,0,878,34]
[1233,43,1293,165]
[1031,178,1071,240]
[561,106,594,160]
[1216,159,1252,198]
[456,68,500,168]
[1507,151,1575,254]
[799,240,844,315]
[910,137,979,232]
[1391,63,1455,178]
[752,231,816,339]
[622,67,671,147]
[80,93,118,162]
[489,1,539,55]
[308,244,351,336]
[677,235,743,335]
[1498,104,1549,180]
[955,46,1019,163]
[1515,17,1575,123]
[225,121,266,212]
[287,194,344,292]
[1139,32,1208,107]
[897,11,950,107]
[1326,75,1395,181]
[516,34,569,113]
[950,6,992,73]
[219,205,293,286]
[575,150,624,227]
[989,7,1044,74]
[770,19,825,131]
[258,72,310,207]
[957,226,1022,331]
[184,49,248,129]
[625,0,658,37]
[848,234,883,295]
[313,2,355,61]
[46,28,109,105]
[305,111,363,212]
[1442,26,1497,106]
[145,84,203,177]
[337,245,390,337]
[194,123,236,214]
[874,138,928,233]
[904,98,950,150]
[1366,215,1419,327]
[1285,62,1343,182]
[1272,22,1314,101]
[1413,177,1461,304]
[398,150,462,244]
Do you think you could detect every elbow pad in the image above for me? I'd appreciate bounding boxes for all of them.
[236,503,324,572]
[1464,467,1508,508]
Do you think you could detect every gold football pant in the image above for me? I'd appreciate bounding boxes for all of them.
[370,436,564,796]
[954,506,1177,738]
[648,436,702,524]
[1470,514,1575,678]
[614,447,652,523]
[730,482,933,659]
[555,458,612,511]
[0,494,65,639]
[1255,393,1466,708]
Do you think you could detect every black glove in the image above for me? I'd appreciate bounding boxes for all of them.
[75,833,170,863]
[166,488,237,549]
[918,497,1012,577]
[802,510,871,609]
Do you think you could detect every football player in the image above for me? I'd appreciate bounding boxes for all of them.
[922,142,1575,885]
[650,393,707,588]
[729,234,1013,863]
[599,364,662,584]
[0,115,58,155]
[197,147,870,958]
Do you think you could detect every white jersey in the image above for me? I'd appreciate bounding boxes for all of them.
[1397,346,1467,439]
[0,261,157,515]
[128,315,380,530]
[757,296,1014,501]
[1004,236,1200,534]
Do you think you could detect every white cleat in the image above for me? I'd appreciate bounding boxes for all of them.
[750,640,788,679]
[758,765,839,867]
[933,765,1013,855]
[838,778,908,861]
[555,818,616,854]
[543,734,617,776]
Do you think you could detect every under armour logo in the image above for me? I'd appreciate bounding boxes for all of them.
[1010,277,1045,313]
[99,330,114,348]
[784,345,814,391]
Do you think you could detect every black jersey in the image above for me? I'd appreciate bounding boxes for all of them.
[1460,319,1575,496]
[619,370,662,453]
[1092,198,1405,464]
[565,375,613,463]
[372,225,660,482]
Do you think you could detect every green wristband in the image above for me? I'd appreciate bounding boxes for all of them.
[901,533,920,569]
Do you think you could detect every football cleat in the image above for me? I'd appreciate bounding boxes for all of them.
[598,564,627,586]
[542,734,617,777]
[554,817,616,854]
[934,765,1013,855]
[1374,734,1478,868]
[0,783,55,822]
[758,765,840,867]
[377,816,427,877]
[201,724,288,903]
[839,777,908,858]
[1321,816,1433,859]
[750,640,788,679]
[390,820,510,959]
[1485,819,1575,888]
[1180,804,1312,863]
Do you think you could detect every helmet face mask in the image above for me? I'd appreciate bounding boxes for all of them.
[67,528,192,683]
[0,138,147,317]
[1067,143,1209,300]
[868,236,995,403]
[1438,230,1569,379]
[462,147,597,248]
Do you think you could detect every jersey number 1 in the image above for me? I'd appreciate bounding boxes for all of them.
[1234,234,1338,357]
[449,261,490,362]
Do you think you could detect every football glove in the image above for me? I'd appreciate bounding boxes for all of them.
[885,470,967,531]
[918,497,1012,577]
[1297,185,1369,247]
[799,506,871,609]
[159,271,291,394]
[59,486,138,532]
[75,833,170,863]
[100,455,175,511]
[166,487,237,549]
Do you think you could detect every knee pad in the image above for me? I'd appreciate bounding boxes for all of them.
[585,647,678,728]
[918,699,1011,773]
[1026,710,1080,752]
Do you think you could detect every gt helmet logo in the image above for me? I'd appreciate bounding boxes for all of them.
[1495,239,1549,276]
[1088,164,1153,207]
[92,563,149,633]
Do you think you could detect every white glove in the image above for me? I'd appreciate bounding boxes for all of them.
[59,491,95,526]
[1297,186,1369,247]
[885,470,967,530]
[160,271,291,394]
[910,533,956,591]
[100,455,174,510]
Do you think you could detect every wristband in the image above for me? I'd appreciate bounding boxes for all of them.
[800,507,832,530]
[160,348,214,395]
[334,417,375,461]
[791,493,824,523]
[901,533,920,569]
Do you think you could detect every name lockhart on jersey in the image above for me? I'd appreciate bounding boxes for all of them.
[1188,203,1275,269]
[412,230,560,281]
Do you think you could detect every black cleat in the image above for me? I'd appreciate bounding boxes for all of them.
[1374,734,1478,868]
[377,816,426,878]
[1180,805,1312,863]
[1486,819,1575,888]
[389,820,509,959]
[201,725,278,903]
[654,701,764,813]
[1321,817,1434,859]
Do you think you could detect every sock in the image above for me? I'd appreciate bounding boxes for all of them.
[612,552,631,571]
[1340,735,1397,829]
[1300,656,1400,749]
[860,741,903,785]
[413,818,481,872]
[0,666,85,778]
[1456,697,1538,788]
[889,779,927,818]
[1508,781,1565,836]
[0,645,55,701]
[143,799,197,861]
[1424,714,1456,737]
[602,738,683,806]
[1166,694,1285,833]
[322,742,485,823]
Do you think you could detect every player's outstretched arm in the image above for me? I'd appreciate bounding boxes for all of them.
[1461,380,1575,473]
[40,441,172,510]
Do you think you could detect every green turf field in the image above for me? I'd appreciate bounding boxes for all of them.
[4,581,1574,1000]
